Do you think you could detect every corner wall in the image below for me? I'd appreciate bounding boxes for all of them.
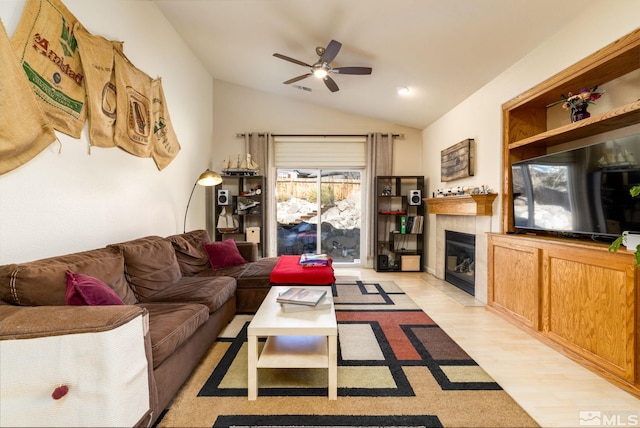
[209,80,424,260]
[0,0,213,264]
[210,79,423,175]
[422,1,640,302]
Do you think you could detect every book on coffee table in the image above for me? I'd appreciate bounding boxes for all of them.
[280,295,332,313]
[276,287,327,306]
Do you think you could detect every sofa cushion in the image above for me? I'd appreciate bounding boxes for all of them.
[109,236,182,301]
[166,230,210,276]
[0,248,136,306]
[239,257,282,284]
[137,302,209,368]
[195,257,278,286]
[141,276,236,313]
[203,239,247,270]
[65,270,125,306]
[235,241,259,263]
[193,257,278,314]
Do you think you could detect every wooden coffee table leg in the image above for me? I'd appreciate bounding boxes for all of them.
[248,334,258,400]
[328,334,337,400]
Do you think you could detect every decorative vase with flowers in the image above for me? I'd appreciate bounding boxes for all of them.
[547,86,605,123]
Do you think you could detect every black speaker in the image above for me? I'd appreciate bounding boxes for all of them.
[408,189,422,205]
[378,254,389,270]
[217,189,229,205]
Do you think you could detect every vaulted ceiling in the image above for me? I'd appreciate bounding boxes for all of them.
[154,0,597,130]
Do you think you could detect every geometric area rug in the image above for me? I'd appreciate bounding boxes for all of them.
[156,280,538,427]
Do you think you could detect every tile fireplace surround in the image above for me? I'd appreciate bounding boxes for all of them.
[436,215,491,303]
[426,194,499,304]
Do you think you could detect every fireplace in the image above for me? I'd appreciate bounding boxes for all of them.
[444,230,476,296]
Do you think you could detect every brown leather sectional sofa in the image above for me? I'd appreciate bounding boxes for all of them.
[0,230,278,426]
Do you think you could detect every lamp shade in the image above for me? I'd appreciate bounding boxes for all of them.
[196,169,222,186]
[184,169,223,232]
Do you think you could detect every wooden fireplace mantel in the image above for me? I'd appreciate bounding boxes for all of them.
[423,193,498,216]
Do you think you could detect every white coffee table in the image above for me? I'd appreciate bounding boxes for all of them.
[247,285,337,400]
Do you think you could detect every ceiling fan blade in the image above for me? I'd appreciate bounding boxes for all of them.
[321,40,342,63]
[332,66,372,75]
[273,53,312,68]
[323,76,339,92]
[283,73,312,84]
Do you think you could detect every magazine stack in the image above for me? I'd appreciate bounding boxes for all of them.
[299,253,330,267]
[276,287,331,313]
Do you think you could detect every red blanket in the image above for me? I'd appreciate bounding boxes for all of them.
[270,255,335,285]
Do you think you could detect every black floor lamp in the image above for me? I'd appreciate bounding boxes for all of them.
[184,169,222,232]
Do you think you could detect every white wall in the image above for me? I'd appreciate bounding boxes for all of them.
[0,1,421,265]
[422,1,640,279]
[210,80,423,261]
[210,79,423,175]
[0,1,213,264]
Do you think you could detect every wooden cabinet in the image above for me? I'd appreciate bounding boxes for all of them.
[488,234,638,395]
[214,175,265,256]
[490,28,640,397]
[488,237,540,329]
[374,176,424,272]
[544,244,635,383]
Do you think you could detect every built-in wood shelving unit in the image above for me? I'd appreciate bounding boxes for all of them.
[489,28,640,398]
[508,100,640,151]
[502,28,640,232]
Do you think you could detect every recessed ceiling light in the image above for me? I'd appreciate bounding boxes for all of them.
[397,86,410,95]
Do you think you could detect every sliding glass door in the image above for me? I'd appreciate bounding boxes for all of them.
[276,169,361,264]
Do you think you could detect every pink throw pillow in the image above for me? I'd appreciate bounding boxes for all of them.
[65,270,125,306]
[203,239,248,270]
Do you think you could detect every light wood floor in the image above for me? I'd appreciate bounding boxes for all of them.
[335,267,640,428]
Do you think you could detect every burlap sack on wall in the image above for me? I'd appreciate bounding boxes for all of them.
[74,22,122,148]
[150,79,181,170]
[10,0,86,138]
[0,20,57,175]
[113,47,153,158]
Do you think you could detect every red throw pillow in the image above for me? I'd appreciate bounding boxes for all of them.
[65,270,125,306]
[203,239,248,270]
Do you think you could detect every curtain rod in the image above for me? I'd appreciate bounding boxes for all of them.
[235,132,404,139]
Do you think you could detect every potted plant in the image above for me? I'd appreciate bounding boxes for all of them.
[608,185,640,265]
[547,86,605,122]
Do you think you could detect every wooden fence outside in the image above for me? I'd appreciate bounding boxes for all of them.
[277,178,360,202]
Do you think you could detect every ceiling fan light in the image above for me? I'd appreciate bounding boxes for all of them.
[313,68,328,79]
[397,86,410,95]
[273,40,369,92]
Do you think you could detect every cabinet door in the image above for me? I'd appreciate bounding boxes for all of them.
[488,236,540,329]
[544,247,636,382]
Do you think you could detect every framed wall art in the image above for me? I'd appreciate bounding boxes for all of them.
[441,138,474,182]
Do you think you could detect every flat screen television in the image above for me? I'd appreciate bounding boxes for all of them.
[511,132,640,242]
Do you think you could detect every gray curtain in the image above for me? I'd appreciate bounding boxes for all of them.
[245,133,267,176]
[245,133,276,256]
[365,133,394,267]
